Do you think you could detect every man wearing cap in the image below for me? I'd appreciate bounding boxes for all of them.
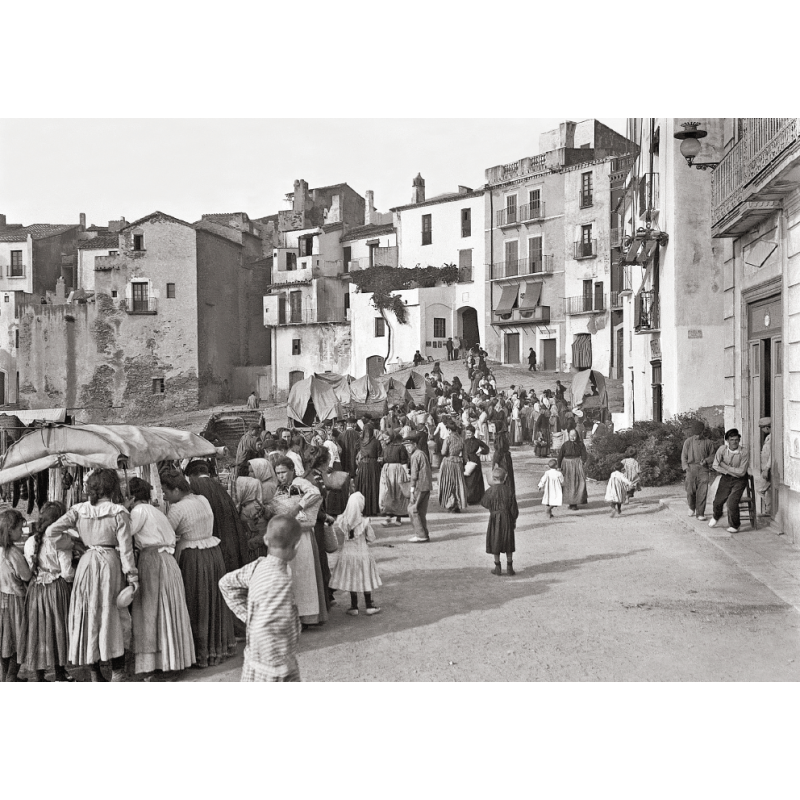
[404,435,432,543]
[681,420,717,520]
[754,417,772,518]
[709,428,750,533]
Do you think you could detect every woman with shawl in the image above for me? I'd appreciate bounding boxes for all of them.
[378,430,410,526]
[303,446,337,609]
[235,475,269,561]
[510,396,523,446]
[558,428,589,510]
[355,423,383,517]
[491,430,519,523]
[234,424,264,477]
[248,458,278,504]
[463,425,490,505]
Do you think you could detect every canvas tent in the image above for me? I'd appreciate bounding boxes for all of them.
[380,375,412,408]
[287,374,345,426]
[570,369,608,411]
[404,371,434,407]
[347,375,388,417]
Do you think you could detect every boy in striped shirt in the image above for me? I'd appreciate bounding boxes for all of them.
[219,515,303,682]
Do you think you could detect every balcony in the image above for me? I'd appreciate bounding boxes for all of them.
[491,255,554,280]
[458,266,473,283]
[5,265,26,278]
[712,118,800,235]
[610,228,625,248]
[127,297,157,315]
[496,207,519,227]
[493,306,550,325]
[573,239,597,259]
[634,290,660,332]
[565,295,606,315]
[580,191,593,209]
[519,201,546,222]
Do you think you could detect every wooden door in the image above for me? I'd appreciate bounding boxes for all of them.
[616,326,625,379]
[542,338,556,371]
[366,355,384,378]
[505,333,520,364]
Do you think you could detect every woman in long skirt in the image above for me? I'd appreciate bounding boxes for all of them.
[463,425,490,505]
[162,469,236,669]
[379,431,410,526]
[492,430,519,523]
[439,422,468,513]
[323,430,348,516]
[21,502,73,681]
[482,466,519,576]
[46,469,138,682]
[558,428,589,510]
[271,457,328,627]
[128,478,195,676]
[354,423,382,517]
[510,398,523,446]
[235,476,269,561]
[475,403,491,462]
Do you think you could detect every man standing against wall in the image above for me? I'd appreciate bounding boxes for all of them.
[681,420,717,521]
[445,337,454,361]
[754,417,772,518]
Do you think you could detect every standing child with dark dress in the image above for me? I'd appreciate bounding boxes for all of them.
[0,509,31,681]
[481,466,519,576]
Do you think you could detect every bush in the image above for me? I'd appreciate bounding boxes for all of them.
[585,412,723,487]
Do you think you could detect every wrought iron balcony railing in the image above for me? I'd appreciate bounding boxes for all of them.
[565,294,606,315]
[128,297,157,315]
[496,206,519,226]
[519,202,546,222]
[573,239,597,259]
[491,255,554,280]
[634,289,660,332]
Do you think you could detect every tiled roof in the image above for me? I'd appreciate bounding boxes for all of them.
[340,222,396,242]
[391,187,485,212]
[199,212,249,223]
[86,225,108,232]
[0,223,77,242]
[76,233,120,250]
[321,222,344,233]
[121,211,193,230]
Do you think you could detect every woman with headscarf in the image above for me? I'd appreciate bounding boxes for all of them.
[534,409,552,454]
[355,423,382,517]
[303,446,337,609]
[235,475,269,561]
[439,422,468,513]
[558,428,589,511]
[475,402,491,462]
[378,430,410,527]
[234,424,264,478]
[463,425,490,505]
[340,417,361,480]
[510,396,523,447]
[271,456,328,626]
[492,430,519,523]
[248,458,278,504]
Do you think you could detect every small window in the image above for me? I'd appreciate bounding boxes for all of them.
[344,293,350,311]
[14,330,19,349]
[109,250,118,256]
[343,246,351,272]
[461,208,471,238]
[433,317,446,338]
[292,338,301,355]
[286,252,297,271]
[133,234,144,251]
[3,296,8,303]
[152,378,165,394]
[375,317,386,337]
[422,214,432,246]
[167,283,176,299]
[111,290,118,298]
[299,237,313,257]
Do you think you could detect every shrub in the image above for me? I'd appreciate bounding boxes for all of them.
[585,412,723,487]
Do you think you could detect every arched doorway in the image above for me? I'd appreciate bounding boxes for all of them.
[458,306,479,351]
[289,370,304,388]
[366,355,384,378]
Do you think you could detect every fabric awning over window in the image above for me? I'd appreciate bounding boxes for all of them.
[572,334,592,368]
[519,282,542,310]
[493,284,519,315]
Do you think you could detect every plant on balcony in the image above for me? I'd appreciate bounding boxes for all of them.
[350,263,458,361]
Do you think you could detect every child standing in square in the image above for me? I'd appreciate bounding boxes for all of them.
[538,459,564,519]
[606,462,635,518]
[0,509,31,682]
[621,447,642,503]
[218,515,303,682]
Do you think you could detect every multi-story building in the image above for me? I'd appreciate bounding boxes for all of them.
[262,180,365,397]
[0,215,83,404]
[710,117,800,541]
[18,210,271,420]
[616,118,726,429]
[484,120,635,372]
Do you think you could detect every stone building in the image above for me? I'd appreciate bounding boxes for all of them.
[0,216,83,404]
[711,117,800,541]
[615,118,726,428]
[262,181,365,398]
[484,120,635,372]
[18,211,271,421]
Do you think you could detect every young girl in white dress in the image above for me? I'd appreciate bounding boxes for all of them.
[538,459,564,519]
[330,492,382,616]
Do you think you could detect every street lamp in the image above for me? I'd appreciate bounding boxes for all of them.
[674,121,719,171]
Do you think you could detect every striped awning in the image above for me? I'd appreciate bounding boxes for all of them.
[493,284,519,315]
[572,334,592,368]
[519,282,542,310]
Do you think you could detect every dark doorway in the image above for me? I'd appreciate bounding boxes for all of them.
[542,339,557,371]
[366,355,384,378]
[505,333,520,364]
[459,307,479,351]
[289,370,304,389]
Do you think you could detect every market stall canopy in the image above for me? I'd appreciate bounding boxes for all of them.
[0,424,218,484]
[349,375,387,404]
[13,408,67,424]
[287,374,342,425]
[379,375,412,407]
[570,369,608,409]
[405,371,434,405]
[311,372,353,406]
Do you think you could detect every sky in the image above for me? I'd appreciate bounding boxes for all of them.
[0,118,626,228]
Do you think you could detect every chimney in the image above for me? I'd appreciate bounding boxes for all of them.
[293,179,309,214]
[458,186,472,195]
[412,173,426,204]
[560,121,577,149]
[109,218,126,232]
[365,190,375,225]
[79,212,86,230]
[0,214,6,228]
